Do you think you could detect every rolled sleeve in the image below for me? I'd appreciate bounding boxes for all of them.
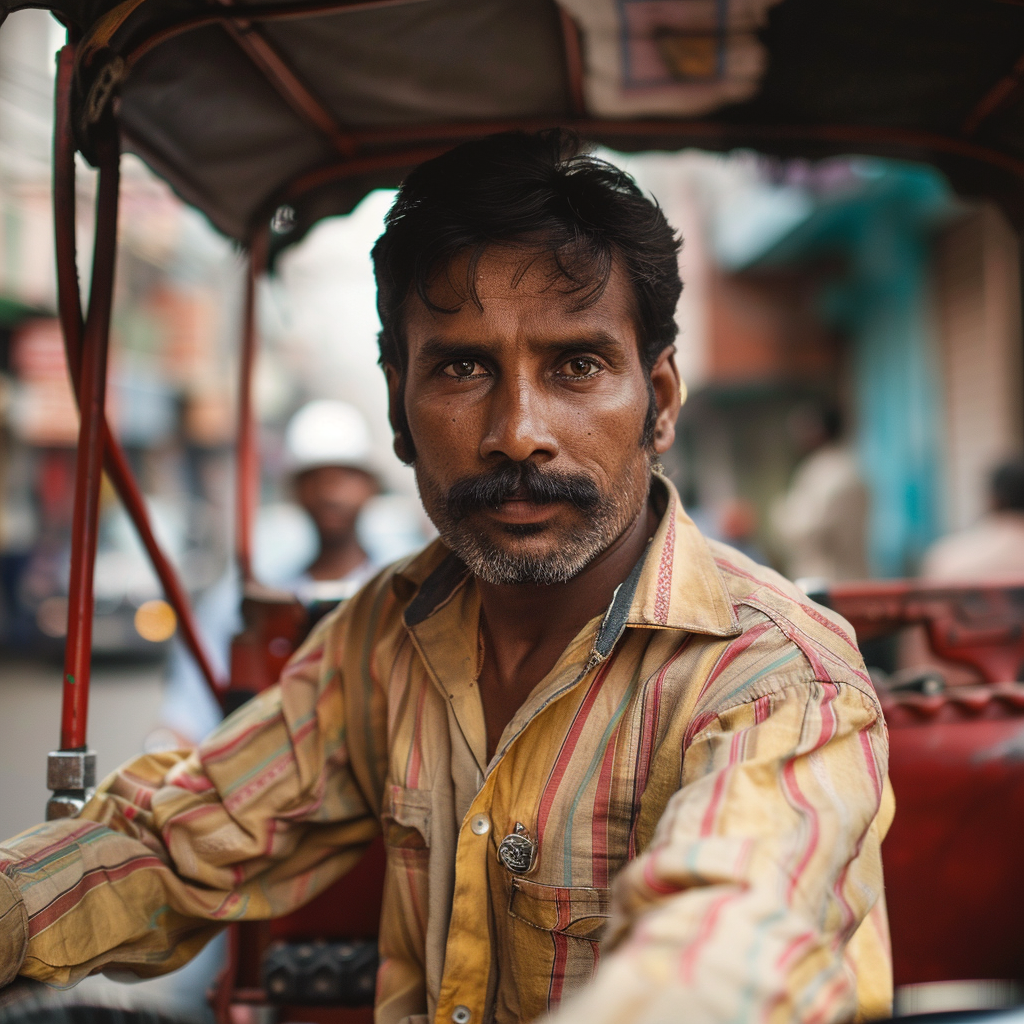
[0,608,380,989]
[0,870,28,987]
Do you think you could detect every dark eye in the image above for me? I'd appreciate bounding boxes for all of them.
[561,357,600,379]
[442,360,487,379]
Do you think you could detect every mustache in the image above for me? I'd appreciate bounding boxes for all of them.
[445,462,602,519]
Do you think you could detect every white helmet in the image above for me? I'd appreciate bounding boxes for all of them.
[284,400,377,478]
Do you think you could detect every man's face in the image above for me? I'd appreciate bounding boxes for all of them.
[391,245,679,585]
[294,465,378,545]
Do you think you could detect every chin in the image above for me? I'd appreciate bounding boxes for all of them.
[450,527,603,587]
[497,521,550,538]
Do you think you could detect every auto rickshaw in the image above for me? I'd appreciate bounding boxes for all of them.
[0,0,1022,1020]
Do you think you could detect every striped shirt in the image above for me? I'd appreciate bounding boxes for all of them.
[0,476,893,1023]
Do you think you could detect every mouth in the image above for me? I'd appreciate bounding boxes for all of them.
[484,488,562,526]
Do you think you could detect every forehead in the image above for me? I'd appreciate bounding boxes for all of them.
[402,244,638,346]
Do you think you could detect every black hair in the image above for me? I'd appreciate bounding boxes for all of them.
[371,130,682,455]
[991,457,1024,512]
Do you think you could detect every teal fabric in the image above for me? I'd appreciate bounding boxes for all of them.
[734,160,957,576]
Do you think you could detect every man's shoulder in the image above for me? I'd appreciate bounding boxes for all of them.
[695,538,875,707]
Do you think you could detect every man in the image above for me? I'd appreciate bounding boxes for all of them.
[900,456,1024,685]
[918,456,1024,583]
[0,131,892,1024]
[160,399,383,743]
[771,399,870,584]
[281,398,382,602]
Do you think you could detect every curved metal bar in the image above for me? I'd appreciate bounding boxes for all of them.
[104,435,228,698]
[234,230,268,584]
[71,0,429,74]
[215,2,357,157]
[332,118,1024,179]
[60,126,119,752]
[558,9,586,119]
[53,46,83,346]
[963,49,1024,136]
[53,45,227,703]
[254,117,1024,244]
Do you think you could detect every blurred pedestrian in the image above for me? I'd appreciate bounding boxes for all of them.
[159,400,384,743]
[281,399,381,601]
[919,456,1024,581]
[771,399,869,583]
[898,457,1024,686]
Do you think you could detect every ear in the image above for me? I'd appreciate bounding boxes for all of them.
[384,363,415,464]
[649,346,682,455]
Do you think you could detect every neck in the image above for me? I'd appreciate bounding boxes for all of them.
[307,535,367,581]
[472,483,662,760]
[477,493,659,659]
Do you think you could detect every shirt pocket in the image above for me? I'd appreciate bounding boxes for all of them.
[378,785,433,976]
[381,784,432,850]
[507,878,611,940]
[504,879,612,1016]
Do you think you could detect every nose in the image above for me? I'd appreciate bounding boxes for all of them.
[479,375,558,464]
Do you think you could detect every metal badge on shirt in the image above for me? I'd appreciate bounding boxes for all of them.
[497,822,535,874]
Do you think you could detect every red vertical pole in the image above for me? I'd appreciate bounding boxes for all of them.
[52,46,82,350]
[51,46,226,703]
[234,232,267,584]
[59,130,120,753]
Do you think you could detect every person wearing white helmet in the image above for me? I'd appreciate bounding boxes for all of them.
[283,399,381,602]
[157,400,384,748]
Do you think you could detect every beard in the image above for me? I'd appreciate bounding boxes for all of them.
[417,457,651,586]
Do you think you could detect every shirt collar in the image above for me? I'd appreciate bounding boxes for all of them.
[623,474,741,637]
[394,473,740,643]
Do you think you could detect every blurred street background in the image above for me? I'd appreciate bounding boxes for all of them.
[0,6,1022,837]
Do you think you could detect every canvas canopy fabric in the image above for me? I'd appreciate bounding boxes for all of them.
[4,0,1024,250]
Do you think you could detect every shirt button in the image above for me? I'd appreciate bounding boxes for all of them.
[470,814,490,836]
[452,1006,472,1024]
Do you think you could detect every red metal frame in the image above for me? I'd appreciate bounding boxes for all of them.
[234,230,268,585]
[963,48,1024,135]
[215,0,357,158]
[52,45,227,710]
[59,123,119,751]
[825,578,1024,685]
[247,118,1024,247]
[102,0,432,74]
[558,8,586,119]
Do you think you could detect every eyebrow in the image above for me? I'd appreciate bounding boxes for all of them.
[414,330,627,364]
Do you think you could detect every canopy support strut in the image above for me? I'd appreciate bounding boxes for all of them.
[46,116,118,818]
[47,45,227,817]
[53,45,226,703]
[216,0,356,156]
[234,231,268,584]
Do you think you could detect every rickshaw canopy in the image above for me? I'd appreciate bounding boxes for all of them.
[4,0,1024,252]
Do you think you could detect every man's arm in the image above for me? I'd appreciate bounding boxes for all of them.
[0,614,380,989]
[549,680,893,1024]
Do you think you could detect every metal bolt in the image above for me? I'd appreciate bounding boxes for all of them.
[271,205,296,234]
[47,749,96,790]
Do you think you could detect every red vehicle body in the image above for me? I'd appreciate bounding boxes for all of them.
[1,0,1023,1018]
[822,582,1024,992]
